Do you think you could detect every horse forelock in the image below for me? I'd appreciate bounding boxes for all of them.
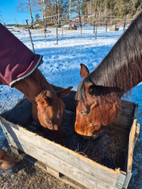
[35,90,47,101]
[76,76,95,103]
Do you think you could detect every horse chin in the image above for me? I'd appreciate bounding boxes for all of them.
[76,129,100,140]
[75,123,104,139]
[40,122,59,131]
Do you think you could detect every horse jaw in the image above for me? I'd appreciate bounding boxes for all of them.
[75,96,121,138]
[33,86,72,131]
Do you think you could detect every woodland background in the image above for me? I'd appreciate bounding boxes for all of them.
[16,0,142,28]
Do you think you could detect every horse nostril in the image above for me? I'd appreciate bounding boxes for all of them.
[54,124,58,130]
[46,120,52,124]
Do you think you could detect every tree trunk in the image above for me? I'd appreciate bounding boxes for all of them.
[69,0,71,21]
[40,0,47,36]
[78,10,82,34]
[28,0,34,29]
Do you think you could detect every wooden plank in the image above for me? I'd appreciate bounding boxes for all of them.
[1,98,32,127]
[1,121,120,186]
[120,101,135,118]
[113,101,134,129]
[114,114,132,129]
[122,173,132,189]
[114,173,126,189]
[0,99,138,189]
[21,154,87,189]
[58,174,87,189]
[127,104,140,173]
[0,117,120,188]
[4,135,116,189]
[127,121,140,173]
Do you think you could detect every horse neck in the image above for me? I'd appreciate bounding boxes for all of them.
[90,13,142,97]
[14,69,54,104]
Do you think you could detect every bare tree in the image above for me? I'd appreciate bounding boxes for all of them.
[75,0,83,30]
[17,0,34,28]
[28,0,34,28]
[69,0,72,28]
[40,0,47,35]
[40,0,45,23]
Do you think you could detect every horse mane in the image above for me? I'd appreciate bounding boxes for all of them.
[77,12,142,102]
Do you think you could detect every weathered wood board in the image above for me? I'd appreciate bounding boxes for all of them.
[0,95,140,189]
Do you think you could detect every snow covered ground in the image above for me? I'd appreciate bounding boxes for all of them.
[0,25,142,188]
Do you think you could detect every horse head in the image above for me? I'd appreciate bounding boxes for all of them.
[34,86,72,131]
[75,64,121,138]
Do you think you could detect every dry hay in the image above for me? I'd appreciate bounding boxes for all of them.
[26,110,129,171]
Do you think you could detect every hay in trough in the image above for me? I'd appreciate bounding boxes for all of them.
[26,110,129,171]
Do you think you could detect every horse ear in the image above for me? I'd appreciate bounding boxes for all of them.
[57,86,73,98]
[80,64,89,78]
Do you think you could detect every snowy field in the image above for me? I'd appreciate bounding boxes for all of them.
[0,25,142,188]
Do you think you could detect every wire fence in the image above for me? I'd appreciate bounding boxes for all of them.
[29,14,134,44]
[6,14,134,49]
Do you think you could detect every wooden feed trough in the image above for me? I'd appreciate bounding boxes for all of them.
[0,87,140,189]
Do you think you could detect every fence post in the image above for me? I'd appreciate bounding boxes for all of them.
[123,15,127,31]
[61,21,63,36]
[105,20,107,32]
[26,20,35,53]
[79,15,82,35]
[93,21,95,34]
[115,20,117,30]
[95,22,97,39]
[56,26,58,45]
[44,26,46,38]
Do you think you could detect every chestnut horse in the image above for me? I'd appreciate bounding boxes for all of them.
[14,69,72,131]
[0,68,72,170]
[0,24,72,169]
[75,12,142,138]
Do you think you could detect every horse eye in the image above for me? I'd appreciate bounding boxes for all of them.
[41,101,45,105]
[45,97,51,104]
[80,110,89,115]
[89,85,95,95]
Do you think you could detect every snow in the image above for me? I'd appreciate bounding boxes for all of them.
[0,25,142,188]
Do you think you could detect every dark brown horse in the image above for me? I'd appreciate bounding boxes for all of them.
[0,24,72,169]
[75,12,142,138]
